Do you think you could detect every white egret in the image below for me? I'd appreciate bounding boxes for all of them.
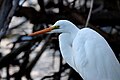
[29,20,120,80]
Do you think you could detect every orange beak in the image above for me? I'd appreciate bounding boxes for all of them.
[28,27,54,36]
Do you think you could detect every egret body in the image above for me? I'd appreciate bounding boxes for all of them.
[29,20,120,80]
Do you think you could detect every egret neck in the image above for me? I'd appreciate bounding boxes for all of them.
[68,25,79,43]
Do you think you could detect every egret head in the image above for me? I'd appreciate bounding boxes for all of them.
[51,20,76,33]
[28,20,76,36]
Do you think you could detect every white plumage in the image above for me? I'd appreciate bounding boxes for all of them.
[53,20,120,80]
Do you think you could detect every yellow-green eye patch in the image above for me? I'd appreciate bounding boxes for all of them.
[53,25,60,29]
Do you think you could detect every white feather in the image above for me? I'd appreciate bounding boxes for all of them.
[52,20,120,80]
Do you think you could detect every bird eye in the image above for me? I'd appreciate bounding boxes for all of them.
[54,25,60,29]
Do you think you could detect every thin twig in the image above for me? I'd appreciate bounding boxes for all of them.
[85,0,94,27]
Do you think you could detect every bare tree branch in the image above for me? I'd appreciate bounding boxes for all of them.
[0,0,12,30]
[0,0,19,40]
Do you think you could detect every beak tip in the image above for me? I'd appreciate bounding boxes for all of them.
[28,33,36,36]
